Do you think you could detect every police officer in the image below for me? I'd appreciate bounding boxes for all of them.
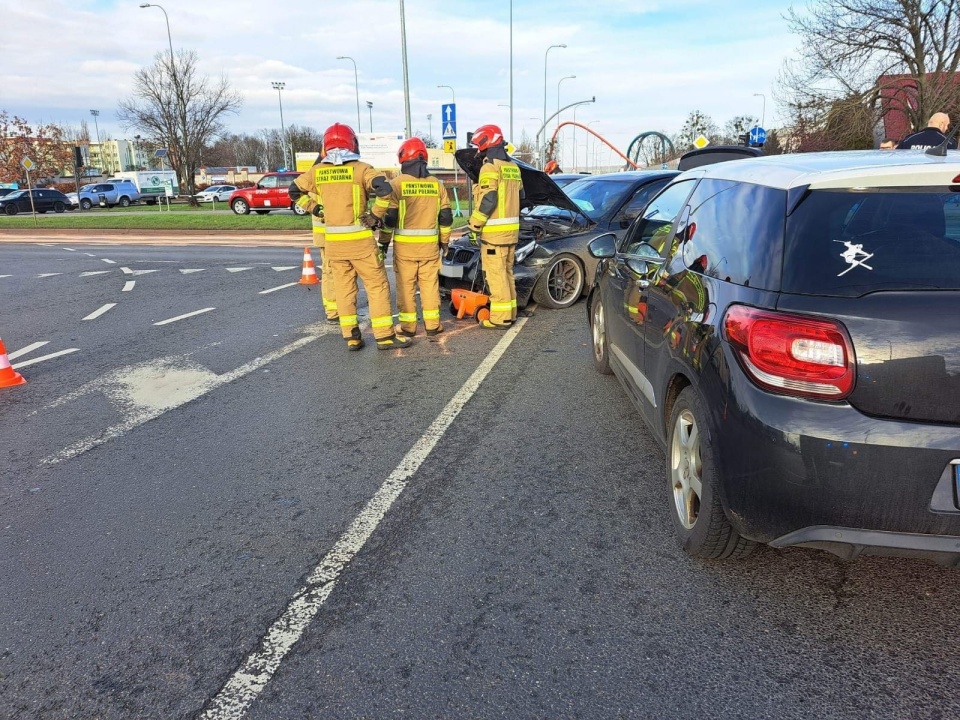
[291,150,338,324]
[289,123,411,351]
[372,137,452,337]
[897,112,956,149]
[466,124,524,328]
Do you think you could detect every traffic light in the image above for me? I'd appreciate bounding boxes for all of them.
[738,133,751,147]
[466,131,473,147]
[73,146,84,168]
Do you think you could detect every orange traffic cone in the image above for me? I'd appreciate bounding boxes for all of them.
[0,338,26,388]
[298,247,319,285]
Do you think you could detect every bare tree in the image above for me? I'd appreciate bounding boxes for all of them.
[117,50,241,199]
[781,0,960,140]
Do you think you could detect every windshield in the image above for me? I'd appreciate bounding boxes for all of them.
[528,177,634,221]
[784,188,960,296]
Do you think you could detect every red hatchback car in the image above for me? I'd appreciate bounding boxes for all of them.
[229,172,306,215]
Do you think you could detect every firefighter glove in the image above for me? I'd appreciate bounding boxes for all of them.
[312,204,324,219]
[359,212,382,229]
[466,230,479,246]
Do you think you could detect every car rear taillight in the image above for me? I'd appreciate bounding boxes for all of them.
[723,305,856,400]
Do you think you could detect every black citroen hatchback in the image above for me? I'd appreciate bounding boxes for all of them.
[587,150,960,562]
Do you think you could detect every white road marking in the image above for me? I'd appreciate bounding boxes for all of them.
[79,270,113,277]
[12,348,79,370]
[120,266,133,274]
[37,273,62,278]
[153,307,216,326]
[0,275,11,279]
[82,303,117,321]
[120,267,159,276]
[39,328,331,465]
[84,253,96,257]
[179,269,205,274]
[258,282,299,295]
[199,317,529,719]
[101,258,117,264]
[271,266,297,272]
[8,341,49,360]
[226,267,252,273]
[122,281,135,292]
[63,247,76,252]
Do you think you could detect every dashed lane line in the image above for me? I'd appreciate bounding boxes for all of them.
[84,253,96,257]
[37,273,62,278]
[79,271,113,277]
[38,328,331,465]
[198,317,529,719]
[101,258,117,264]
[226,267,252,273]
[82,303,117,321]
[0,275,10,279]
[122,281,135,292]
[120,267,159,276]
[271,266,297,271]
[12,348,79,370]
[258,282,299,295]
[8,341,49,361]
[153,307,216,326]
[180,269,204,274]
[63,247,76,252]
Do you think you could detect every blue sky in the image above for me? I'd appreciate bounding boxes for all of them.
[2,0,799,167]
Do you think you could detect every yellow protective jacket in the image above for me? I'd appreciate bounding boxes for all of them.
[373,173,452,260]
[292,160,387,260]
[468,157,523,246]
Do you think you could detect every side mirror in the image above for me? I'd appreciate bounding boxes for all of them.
[588,233,617,259]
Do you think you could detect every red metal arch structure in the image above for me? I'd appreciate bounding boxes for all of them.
[548,121,639,170]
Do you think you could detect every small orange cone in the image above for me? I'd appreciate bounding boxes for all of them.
[298,247,319,285]
[0,338,26,388]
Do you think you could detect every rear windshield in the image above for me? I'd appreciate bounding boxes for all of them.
[784,188,960,296]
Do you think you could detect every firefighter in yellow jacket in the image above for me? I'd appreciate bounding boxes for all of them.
[290,150,338,324]
[289,123,411,351]
[372,137,452,337]
[467,124,524,327]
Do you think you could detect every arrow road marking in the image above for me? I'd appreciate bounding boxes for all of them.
[179,269,205,274]
[153,307,215,326]
[259,282,299,295]
[8,341,49,361]
[226,267,252,273]
[198,317,529,720]
[271,266,297,271]
[12,348,79,370]
[38,326,333,465]
[79,271,113,277]
[121,267,159,276]
[122,281,135,292]
[82,303,117,321]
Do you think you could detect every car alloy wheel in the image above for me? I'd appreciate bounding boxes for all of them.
[80,199,92,210]
[292,203,307,216]
[5,204,18,216]
[591,293,611,374]
[533,254,584,309]
[232,199,250,215]
[671,409,702,530]
[119,197,131,207]
[54,202,65,213]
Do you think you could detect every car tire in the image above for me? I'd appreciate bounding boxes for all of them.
[254,210,270,215]
[590,291,612,375]
[5,205,18,216]
[80,199,93,210]
[666,386,755,560]
[532,253,585,309]
[54,202,65,213]
[119,196,131,207]
[292,203,307,216]
[232,199,250,215]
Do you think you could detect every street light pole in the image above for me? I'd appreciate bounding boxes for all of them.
[271,82,289,170]
[337,56,362,133]
[398,0,412,137]
[139,3,174,70]
[366,101,374,133]
[509,0,514,141]
[557,74,576,132]
[427,113,433,142]
[437,85,457,187]
[89,109,102,173]
[542,44,567,167]
[586,120,599,173]
[753,92,766,128]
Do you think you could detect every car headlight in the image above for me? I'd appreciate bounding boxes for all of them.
[514,240,537,264]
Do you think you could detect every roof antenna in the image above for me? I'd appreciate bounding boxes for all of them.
[925,121,960,156]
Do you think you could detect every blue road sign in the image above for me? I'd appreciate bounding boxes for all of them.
[442,103,457,138]
[749,126,767,146]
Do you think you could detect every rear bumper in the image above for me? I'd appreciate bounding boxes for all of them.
[713,347,960,551]
[439,246,537,307]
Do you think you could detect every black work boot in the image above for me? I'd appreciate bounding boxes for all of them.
[346,327,364,351]
[376,334,413,351]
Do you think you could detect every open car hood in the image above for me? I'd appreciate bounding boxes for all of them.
[455,148,583,215]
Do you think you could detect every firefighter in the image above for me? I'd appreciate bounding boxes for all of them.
[544,159,562,174]
[372,137,452,337]
[290,150,338,324]
[289,123,411,351]
[467,124,524,328]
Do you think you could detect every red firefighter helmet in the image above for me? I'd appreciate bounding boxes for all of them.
[322,123,359,155]
[470,124,505,152]
[398,137,428,164]
[544,160,560,174]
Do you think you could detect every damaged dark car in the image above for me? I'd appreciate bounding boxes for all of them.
[440,148,678,309]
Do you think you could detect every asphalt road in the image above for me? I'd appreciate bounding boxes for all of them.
[2,242,960,719]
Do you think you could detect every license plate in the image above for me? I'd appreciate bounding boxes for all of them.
[440,264,463,279]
